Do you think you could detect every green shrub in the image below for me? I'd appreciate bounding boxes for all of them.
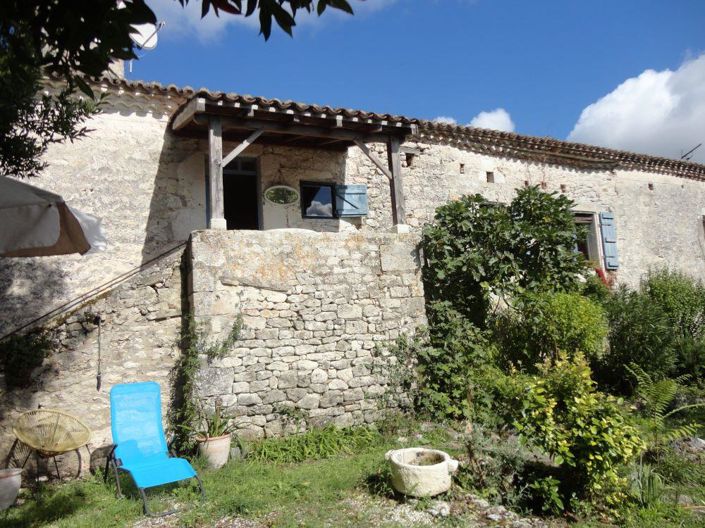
[375,306,496,421]
[457,424,534,508]
[643,268,705,342]
[468,363,527,429]
[599,287,677,391]
[515,353,644,507]
[418,303,496,420]
[599,269,705,391]
[494,291,608,369]
[528,476,565,515]
[580,272,612,306]
[421,186,586,327]
[248,425,380,463]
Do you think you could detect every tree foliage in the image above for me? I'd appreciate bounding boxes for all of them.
[188,0,356,39]
[421,186,587,327]
[1,0,357,178]
[495,291,608,370]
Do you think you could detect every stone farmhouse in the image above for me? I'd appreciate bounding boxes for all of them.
[2,73,705,465]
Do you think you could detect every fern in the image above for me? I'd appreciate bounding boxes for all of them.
[627,363,704,449]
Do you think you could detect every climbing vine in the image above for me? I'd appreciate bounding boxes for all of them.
[169,315,242,452]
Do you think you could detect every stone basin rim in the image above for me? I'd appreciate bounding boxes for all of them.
[385,447,455,469]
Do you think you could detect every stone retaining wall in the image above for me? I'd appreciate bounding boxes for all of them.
[0,250,184,472]
[189,229,426,438]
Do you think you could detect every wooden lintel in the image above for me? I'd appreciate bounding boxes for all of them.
[354,140,393,180]
[387,136,406,225]
[172,97,206,131]
[222,129,263,168]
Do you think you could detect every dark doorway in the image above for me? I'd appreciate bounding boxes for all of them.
[223,158,260,230]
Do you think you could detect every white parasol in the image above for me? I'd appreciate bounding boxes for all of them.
[0,176,106,257]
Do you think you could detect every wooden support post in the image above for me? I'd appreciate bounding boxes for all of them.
[208,116,227,229]
[387,136,406,225]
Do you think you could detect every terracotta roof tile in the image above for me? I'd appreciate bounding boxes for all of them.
[99,76,705,181]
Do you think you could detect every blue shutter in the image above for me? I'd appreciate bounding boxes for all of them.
[599,212,619,270]
[334,184,368,217]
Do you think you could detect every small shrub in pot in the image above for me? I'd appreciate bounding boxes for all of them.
[188,400,236,469]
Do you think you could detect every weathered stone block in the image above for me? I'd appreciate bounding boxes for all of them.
[310,368,328,384]
[297,394,320,410]
[197,368,234,397]
[238,393,262,406]
[232,381,250,393]
[277,371,298,389]
[328,379,348,390]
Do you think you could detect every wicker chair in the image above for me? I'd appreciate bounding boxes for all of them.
[11,409,91,479]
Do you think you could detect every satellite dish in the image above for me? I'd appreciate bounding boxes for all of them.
[130,23,160,50]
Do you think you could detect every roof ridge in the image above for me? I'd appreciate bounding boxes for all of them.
[94,76,705,180]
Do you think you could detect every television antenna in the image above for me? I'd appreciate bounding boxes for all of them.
[127,21,165,73]
[681,143,702,161]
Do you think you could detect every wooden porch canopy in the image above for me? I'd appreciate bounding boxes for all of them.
[170,95,418,228]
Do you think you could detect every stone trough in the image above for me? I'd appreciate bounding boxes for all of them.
[385,447,458,497]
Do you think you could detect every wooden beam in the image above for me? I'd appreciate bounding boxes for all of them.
[354,140,392,180]
[222,129,263,168]
[216,116,402,144]
[172,97,206,131]
[282,135,306,145]
[208,116,226,229]
[319,138,346,146]
[387,136,406,225]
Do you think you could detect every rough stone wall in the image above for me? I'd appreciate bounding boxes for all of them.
[189,230,425,438]
[0,250,184,472]
[348,142,705,287]
[6,85,703,338]
[0,89,355,337]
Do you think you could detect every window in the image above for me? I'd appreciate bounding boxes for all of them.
[301,182,335,219]
[574,212,601,264]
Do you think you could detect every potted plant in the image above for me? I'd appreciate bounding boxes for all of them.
[191,400,235,469]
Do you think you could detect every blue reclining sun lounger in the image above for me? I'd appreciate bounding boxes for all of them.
[106,381,205,516]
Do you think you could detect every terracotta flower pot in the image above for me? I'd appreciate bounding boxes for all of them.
[0,468,22,510]
[197,433,231,469]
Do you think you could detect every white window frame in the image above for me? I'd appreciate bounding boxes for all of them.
[574,211,604,268]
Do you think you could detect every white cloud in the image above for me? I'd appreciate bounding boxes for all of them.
[149,0,396,43]
[469,108,515,132]
[568,54,705,163]
[306,200,333,217]
[433,116,457,125]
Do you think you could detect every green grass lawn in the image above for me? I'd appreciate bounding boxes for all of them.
[3,424,704,528]
[2,428,438,528]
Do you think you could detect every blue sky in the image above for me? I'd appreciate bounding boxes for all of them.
[130,0,705,162]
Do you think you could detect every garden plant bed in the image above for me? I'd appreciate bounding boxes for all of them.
[4,422,705,527]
